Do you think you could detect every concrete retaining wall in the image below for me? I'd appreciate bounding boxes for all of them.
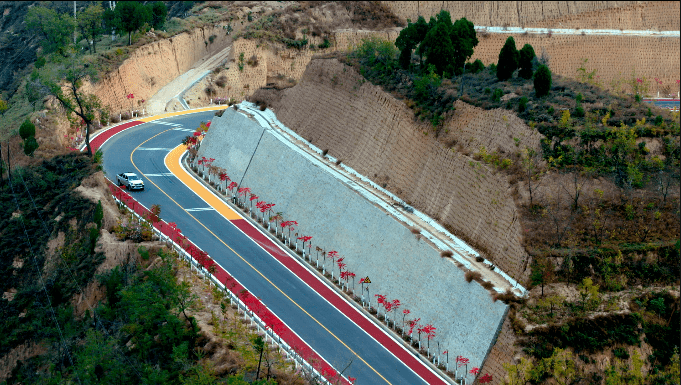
[199,107,508,372]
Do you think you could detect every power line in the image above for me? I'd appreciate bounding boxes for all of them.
[9,150,145,381]
[5,144,83,385]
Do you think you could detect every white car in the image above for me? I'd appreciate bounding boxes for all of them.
[116,172,144,191]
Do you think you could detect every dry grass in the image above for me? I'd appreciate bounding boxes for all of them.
[481,281,495,290]
[465,270,482,283]
[410,227,421,235]
[440,250,453,258]
[247,54,259,67]
[215,75,227,88]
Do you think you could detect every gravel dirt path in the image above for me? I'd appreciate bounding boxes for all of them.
[145,44,232,115]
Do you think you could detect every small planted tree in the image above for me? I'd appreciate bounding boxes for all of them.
[422,324,436,352]
[402,309,410,335]
[237,187,250,207]
[534,64,552,97]
[336,257,346,282]
[497,36,519,81]
[248,194,258,217]
[326,250,338,277]
[298,235,312,258]
[455,356,470,380]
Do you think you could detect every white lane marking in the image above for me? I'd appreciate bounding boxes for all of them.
[155,121,183,126]
[173,128,194,132]
[136,147,175,151]
[184,207,216,212]
[145,173,176,177]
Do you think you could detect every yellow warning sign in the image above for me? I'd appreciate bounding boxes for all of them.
[363,277,371,283]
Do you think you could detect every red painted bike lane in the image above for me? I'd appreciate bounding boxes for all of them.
[108,183,351,385]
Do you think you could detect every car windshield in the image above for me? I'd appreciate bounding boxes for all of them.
[128,175,141,181]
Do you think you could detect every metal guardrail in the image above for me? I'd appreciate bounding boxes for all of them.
[111,193,340,385]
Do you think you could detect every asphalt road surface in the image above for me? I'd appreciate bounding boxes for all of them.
[100,110,444,385]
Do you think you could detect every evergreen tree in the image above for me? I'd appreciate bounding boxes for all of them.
[395,12,477,76]
[25,6,75,56]
[534,64,552,97]
[451,17,478,75]
[149,2,168,30]
[422,19,456,76]
[78,4,105,54]
[23,137,39,157]
[497,36,519,81]
[109,1,152,45]
[19,119,35,140]
[518,43,536,79]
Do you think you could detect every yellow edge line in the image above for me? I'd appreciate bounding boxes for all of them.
[130,130,392,384]
[137,105,229,123]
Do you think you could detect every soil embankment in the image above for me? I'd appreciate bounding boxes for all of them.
[256,58,533,283]
[85,24,232,113]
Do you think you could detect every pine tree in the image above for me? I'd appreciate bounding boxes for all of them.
[534,64,552,97]
[518,44,536,79]
[497,36,519,81]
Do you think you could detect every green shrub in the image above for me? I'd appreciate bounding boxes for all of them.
[534,64,552,97]
[488,63,497,74]
[35,56,46,69]
[576,93,583,104]
[574,105,585,118]
[282,37,308,49]
[496,36,519,81]
[484,87,491,94]
[23,136,39,156]
[93,149,103,164]
[492,88,503,102]
[519,96,529,113]
[94,200,103,229]
[138,245,150,261]
[318,38,331,49]
[613,347,630,359]
[19,119,35,140]
[548,106,555,115]
[655,115,664,126]
[467,59,484,74]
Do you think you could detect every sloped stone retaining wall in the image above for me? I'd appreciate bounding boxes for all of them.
[198,107,508,373]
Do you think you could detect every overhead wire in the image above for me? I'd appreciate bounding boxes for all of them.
[8,145,145,381]
[5,144,83,385]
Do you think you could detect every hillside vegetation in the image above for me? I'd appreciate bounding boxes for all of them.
[279,13,679,383]
[0,154,308,384]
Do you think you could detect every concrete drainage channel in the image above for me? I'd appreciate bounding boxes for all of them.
[181,151,460,384]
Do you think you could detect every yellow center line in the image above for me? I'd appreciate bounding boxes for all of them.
[130,130,392,385]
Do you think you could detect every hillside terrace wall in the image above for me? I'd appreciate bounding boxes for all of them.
[442,100,544,155]
[471,33,680,95]
[267,59,530,283]
[198,107,509,374]
[383,1,679,31]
